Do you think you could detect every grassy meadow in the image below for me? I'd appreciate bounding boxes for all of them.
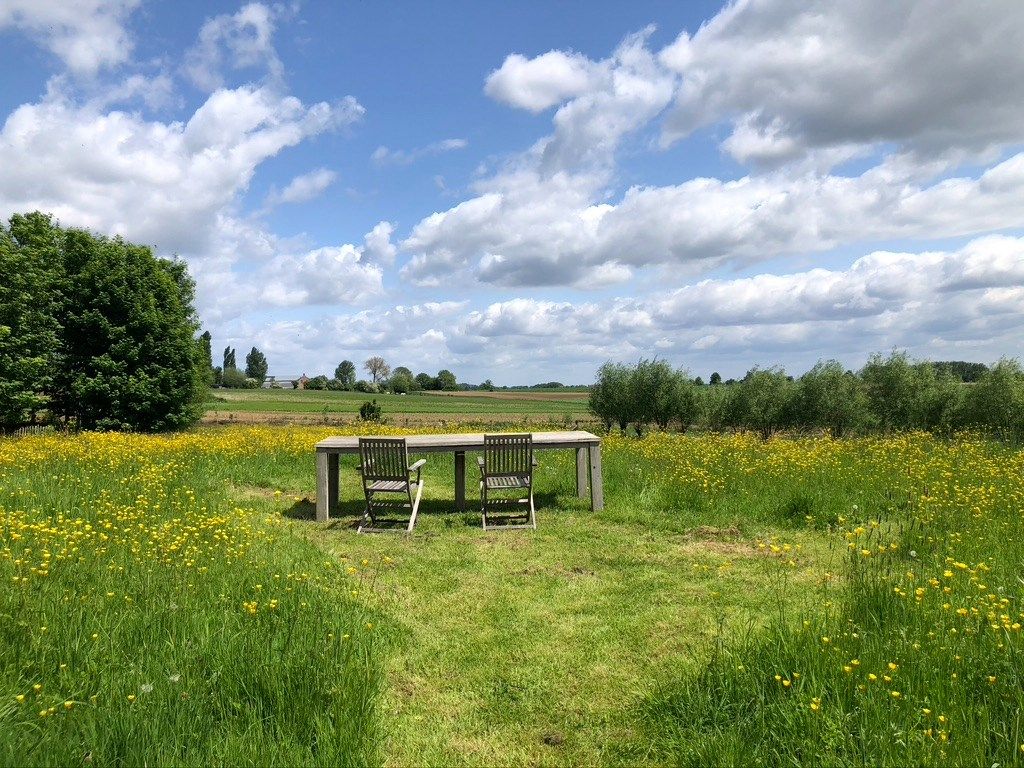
[204,388,591,424]
[2,423,1023,766]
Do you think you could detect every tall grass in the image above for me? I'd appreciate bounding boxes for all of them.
[0,432,381,767]
[634,434,1024,765]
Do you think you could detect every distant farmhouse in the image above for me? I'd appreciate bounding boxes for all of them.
[263,374,309,389]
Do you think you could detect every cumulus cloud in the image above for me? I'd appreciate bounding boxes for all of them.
[402,152,1024,287]
[0,0,140,75]
[258,235,1024,381]
[660,0,1024,165]
[361,221,397,266]
[485,50,603,112]
[0,85,362,256]
[370,138,468,166]
[264,167,338,207]
[399,2,1024,290]
[259,244,383,307]
[184,2,283,91]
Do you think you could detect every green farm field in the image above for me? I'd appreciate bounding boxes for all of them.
[2,425,1023,766]
[204,388,592,424]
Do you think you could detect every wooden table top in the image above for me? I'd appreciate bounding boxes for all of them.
[316,430,601,453]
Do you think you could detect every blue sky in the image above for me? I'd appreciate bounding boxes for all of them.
[1,0,1023,384]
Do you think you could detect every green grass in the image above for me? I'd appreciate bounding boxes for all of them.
[3,427,1022,766]
[204,388,590,419]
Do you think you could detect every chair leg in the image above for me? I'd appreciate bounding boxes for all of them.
[407,480,423,533]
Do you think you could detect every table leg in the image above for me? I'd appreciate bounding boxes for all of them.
[576,446,588,498]
[316,451,329,522]
[328,453,339,514]
[588,444,604,511]
[454,451,466,512]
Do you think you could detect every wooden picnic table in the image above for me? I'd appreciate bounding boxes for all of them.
[314,430,603,522]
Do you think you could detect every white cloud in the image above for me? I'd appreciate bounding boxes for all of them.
[400,2,1024,290]
[0,85,362,256]
[259,244,383,307]
[0,0,140,75]
[361,221,397,266]
[660,0,1024,165]
[184,2,283,92]
[263,235,1024,381]
[371,137,468,166]
[402,152,1024,288]
[264,167,337,207]
[485,50,603,113]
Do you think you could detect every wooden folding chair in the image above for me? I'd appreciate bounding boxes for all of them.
[357,437,425,533]
[477,433,537,530]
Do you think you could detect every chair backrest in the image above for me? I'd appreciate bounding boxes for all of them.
[483,433,533,477]
[358,437,409,480]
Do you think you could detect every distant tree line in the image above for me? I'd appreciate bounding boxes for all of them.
[300,357,461,394]
[590,353,1024,440]
[0,212,205,432]
[204,341,269,389]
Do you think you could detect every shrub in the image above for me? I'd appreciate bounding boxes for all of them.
[354,380,378,394]
[388,371,413,394]
[359,399,382,421]
[221,367,254,389]
[326,377,346,391]
[305,375,329,391]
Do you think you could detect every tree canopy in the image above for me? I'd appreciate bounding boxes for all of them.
[0,213,206,432]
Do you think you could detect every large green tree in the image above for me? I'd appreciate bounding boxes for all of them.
[0,213,206,432]
[245,347,268,383]
[798,360,867,438]
[334,360,356,389]
[50,226,205,431]
[0,213,62,428]
[436,369,458,391]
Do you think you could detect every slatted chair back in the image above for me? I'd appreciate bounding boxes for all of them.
[358,438,409,481]
[483,433,533,477]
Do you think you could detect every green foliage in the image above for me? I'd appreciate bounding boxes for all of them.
[590,353,1024,440]
[932,360,988,382]
[221,367,256,389]
[0,214,61,429]
[415,372,437,391]
[709,372,722,385]
[334,360,356,389]
[388,371,414,394]
[198,331,215,386]
[305,375,329,391]
[589,362,635,433]
[358,399,382,421]
[733,367,795,439]
[436,369,458,391]
[223,346,236,371]
[2,214,205,432]
[244,347,268,383]
[325,377,346,391]
[798,360,867,438]
[964,358,1024,439]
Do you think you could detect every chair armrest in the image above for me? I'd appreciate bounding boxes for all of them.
[476,455,485,468]
[408,458,426,472]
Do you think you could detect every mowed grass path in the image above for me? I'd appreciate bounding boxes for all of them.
[227,430,848,766]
